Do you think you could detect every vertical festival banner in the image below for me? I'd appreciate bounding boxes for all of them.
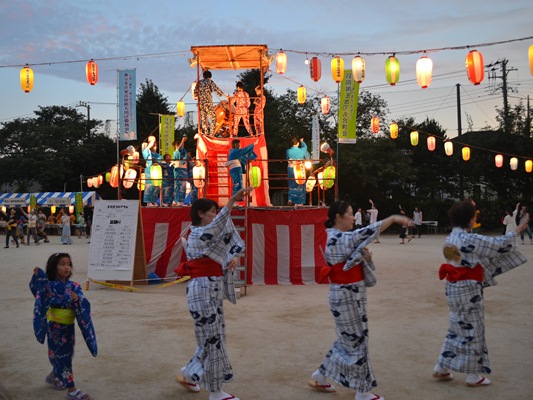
[119,69,137,141]
[30,194,37,211]
[75,192,83,218]
[159,115,176,157]
[338,70,359,144]
[311,114,320,163]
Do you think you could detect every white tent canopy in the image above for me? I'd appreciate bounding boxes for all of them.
[0,191,101,207]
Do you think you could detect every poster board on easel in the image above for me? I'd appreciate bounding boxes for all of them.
[87,200,146,286]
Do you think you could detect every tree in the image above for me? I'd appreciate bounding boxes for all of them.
[495,100,532,137]
[136,79,171,141]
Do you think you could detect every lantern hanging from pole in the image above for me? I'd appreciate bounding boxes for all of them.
[321,95,330,114]
[309,57,321,82]
[331,56,344,83]
[150,165,162,187]
[20,64,34,93]
[248,165,262,188]
[177,100,186,118]
[297,85,306,104]
[276,50,287,74]
[191,81,198,101]
[193,162,206,188]
[306,175,316,193]
[371,116,380,133]
[322,166,336,189]
[137,172,145,191]
[294,161,306,184]
[525,160,533,173]
[123,168,137,189]
[385,55,400,86]
[462,146,471,161]
[416,55,433,89]
[444,141,453,156]
[465,50,484,85]
[410,131,419,146]
[110,165,119,188]
[427,136,436,151]
[85,59,98,85]
[529,45,533,76]
[351,55,365,83]
[390,122,398,139]
[510,157,518,171]
[495,154,504,168]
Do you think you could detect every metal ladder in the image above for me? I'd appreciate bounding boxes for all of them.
[231,210,248,296]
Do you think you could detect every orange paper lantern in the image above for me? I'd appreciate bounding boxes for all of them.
[462,146,470,161]
[525,160,533,173]
[276,50,287,74]
[86,59,98,85]
[465,50,484,85]
[390,122,398,139]
[371,116,380,133]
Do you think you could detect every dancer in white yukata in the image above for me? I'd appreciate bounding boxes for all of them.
[433,199,529,387]
[309,200,409,400]
[175,187,252,400]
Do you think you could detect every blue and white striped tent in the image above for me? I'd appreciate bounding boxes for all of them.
[0,191,101,206]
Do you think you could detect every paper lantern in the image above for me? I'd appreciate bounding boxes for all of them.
[105,172,111,182]
[137,172,145,190]
[322,166,336,189]
[510,157,518,171]
[351,56,365,83]
[150,165,162,187]
[177,100,186,117]
[133,151,140,164]
[123,168,137,189]
[371,116,380,133]
[276,50,287,74]
[525,160,533,173]
[321,95,330,114]
[465,50,484,85]
[331,56,344,83]
[306,175,316,193]
[427,136,436,151]
[416,55,432,89]
[410,131,419,146]
[444,141,453,156]
[20,64,34,93]
[304,160,312,169]
[495,154,504,168]
[529,45,533,76]
[98,175,103,185]
[51,206,56,214]
[390,122,398,139]
[385,55,400,86]
[193,163,205,188]
[462,146,470,161]
[69,206,74,214]
[110,165,119,188]
[248,165,262,188]
[86,59,98,85]
[87,178,93,188]
[191,82,198,101]
[92,177,100,188]
[309,57,321,82]
[297,85,306,104]
[294,162,306,184]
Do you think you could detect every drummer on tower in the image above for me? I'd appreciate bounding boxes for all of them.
[194,70,228,136]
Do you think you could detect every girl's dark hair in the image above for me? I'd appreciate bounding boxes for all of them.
[325,201,352,228]
[190,198,218,226]
[45,253,73,280]
[236,81,244,89]
[203,70,212,79]
[448,200,476,228]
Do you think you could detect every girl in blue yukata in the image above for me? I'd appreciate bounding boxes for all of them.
[172,136,189,206]
[142,136,162,206]
[30,253,97,400]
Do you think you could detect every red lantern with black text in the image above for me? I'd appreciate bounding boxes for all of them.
[20,64,34,93]
[276,50,287,74]
[385,56,400,86]
[331,56,344,83]
[390,122,398,139]
[427,136,436,151]
[352,56,365,83]
[371,116,380,133]
[86,59,98,85]
[416,56,432,89]
[465,50,484,85]
[310,57,321,82]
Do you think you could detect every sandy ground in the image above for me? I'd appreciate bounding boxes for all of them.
[1,232,532,400]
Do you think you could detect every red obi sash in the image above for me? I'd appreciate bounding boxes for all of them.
[174,258,222,278]
[439,263,484,282]
[320,262,364,284]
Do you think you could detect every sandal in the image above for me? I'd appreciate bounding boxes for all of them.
[45,373,66,390]
[65,389,92,399]
[433,371,453,381]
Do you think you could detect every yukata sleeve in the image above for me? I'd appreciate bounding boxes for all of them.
[29,268,51,344]
[343,221,383,271]
[71,282,98,357]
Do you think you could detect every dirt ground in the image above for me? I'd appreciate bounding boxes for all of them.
[1,232,532,400]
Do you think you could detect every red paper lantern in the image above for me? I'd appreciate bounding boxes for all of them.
[276,50,287,74]
[427,136,436,151]
[371,116,380,133]
[465,50,484,85]
[86,59,98,85]
[416,56,433,89]
[309,57,321,82]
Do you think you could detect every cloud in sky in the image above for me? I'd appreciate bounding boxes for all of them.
[1,0,532,136]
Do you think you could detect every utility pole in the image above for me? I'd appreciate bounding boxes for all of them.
[76,101,91,137]
[487,58,517,134]
[456,83,464,199]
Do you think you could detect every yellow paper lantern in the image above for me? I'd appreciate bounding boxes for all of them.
[51,206,56,214]
[351,55,365,83]
[385,55,400,86]
[297,85,306,104]
[462,146,470,161]
[510,157,518,171]
[321,95,330,114]
[193,163,206,188]
[150,164,162,187]
[410,131,419,146]
[525,160,533,173]
[465,50,484,85]
[390,122,398,139]
[177,100,186,118]
[20,64,34,93]
[529,45,533,76]
[276,50,287,74]
[86,59,98,85]
[331,56,344,83]
[416,55,433,89]
[1,206,6,213]
[444,141,454,156]
[371,116,380,133]
[248,165,262,188]
[427,136,436,151]
[495,154,504,168]
[137,172,145,191]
